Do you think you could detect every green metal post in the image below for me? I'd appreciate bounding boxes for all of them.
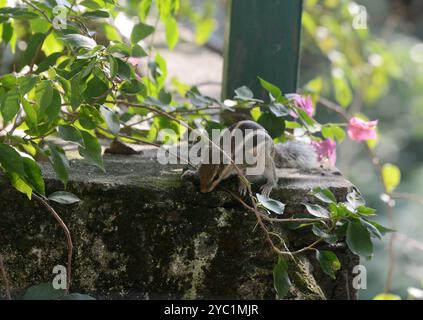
[222,0,303,100]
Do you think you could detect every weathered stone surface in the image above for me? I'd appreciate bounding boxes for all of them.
[0,150,358,300]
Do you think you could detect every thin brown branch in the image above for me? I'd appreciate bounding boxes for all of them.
[318,97,350,121]
[259,213,331,224]
[33,194,73,294]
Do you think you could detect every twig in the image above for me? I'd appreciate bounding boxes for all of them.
[22,0,52,23]
[259,213,331,224]
[0,254,12,300]
[33,194,73,294]
[220,186,328,256]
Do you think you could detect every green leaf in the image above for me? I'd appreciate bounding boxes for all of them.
[41,88,61,121]
[79,131,104,171]
[100,105,120,135]
[23,157,45,195]
[269,103,289,117]
[21,33,47,68]
[158,88,172,105]
[366,220,395,236]
[35,80,53,111]
[108,55,118,78]
[18,75,38,95]
[58,125,83,146]
[382,164,401,193]
[316,250,341,279]
[30,18,51,34]
[333,203,354,218]
[346,189,366,209]
[256,194,285,215]
[49,144,69,187]
[153,53,167,88]
[322,125,346,143]
[303,203,330,218]
[62,34,97,49]
[346,219,373,258]
[139,0,152,21]
[80,59,98,79]
[22,99,38,130]
[257,112,285,139]
[36,52,63,74]
[79,105,104,130]
[1,88,20,122]
[8,172,32,199]
[121,79,145,95]
[0,7,39,19]
[296,107,320,132]
[2,22,13,44]
[80,0,102,9]
[258,77,282,100]
[22,283,66,300]
[107,43,131,58]
[360,218,383,240]
[322,127,332,139]
[332,126,346,142]
[82,10,110,19]
[131,22,155,44]
[0,74,17,88]
[164,16,179,50]
[234,86,254,100]
[273,256,291,299]
[70,75,83,110]
[132,44,148,57]
[356,206,376,216]
[310,187,336,204]
[116,59,132,80]
[84,76,109,104]
[312,225,338,244]
[195,18,214,45]
[0,143,25,177]
[48,191,81,205]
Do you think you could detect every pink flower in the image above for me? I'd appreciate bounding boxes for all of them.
[347,117,378,141]
[311,139,337,166]
[127,57,142,67]
[289,94,315,118]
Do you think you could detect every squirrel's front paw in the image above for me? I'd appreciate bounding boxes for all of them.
[238,182,248,197]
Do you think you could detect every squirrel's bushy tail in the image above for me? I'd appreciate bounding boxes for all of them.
[274,141,318,170]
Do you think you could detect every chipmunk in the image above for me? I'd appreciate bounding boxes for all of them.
[182,120,317,197]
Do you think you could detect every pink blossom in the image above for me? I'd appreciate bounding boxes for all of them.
[347,117,378,141]
[127,57,142,67]
[289,94,315,118]
[311,139,337,166]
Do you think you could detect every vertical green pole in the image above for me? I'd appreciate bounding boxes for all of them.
[222,0,303,100]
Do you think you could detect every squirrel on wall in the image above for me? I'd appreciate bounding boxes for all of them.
[182,120,317,197]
